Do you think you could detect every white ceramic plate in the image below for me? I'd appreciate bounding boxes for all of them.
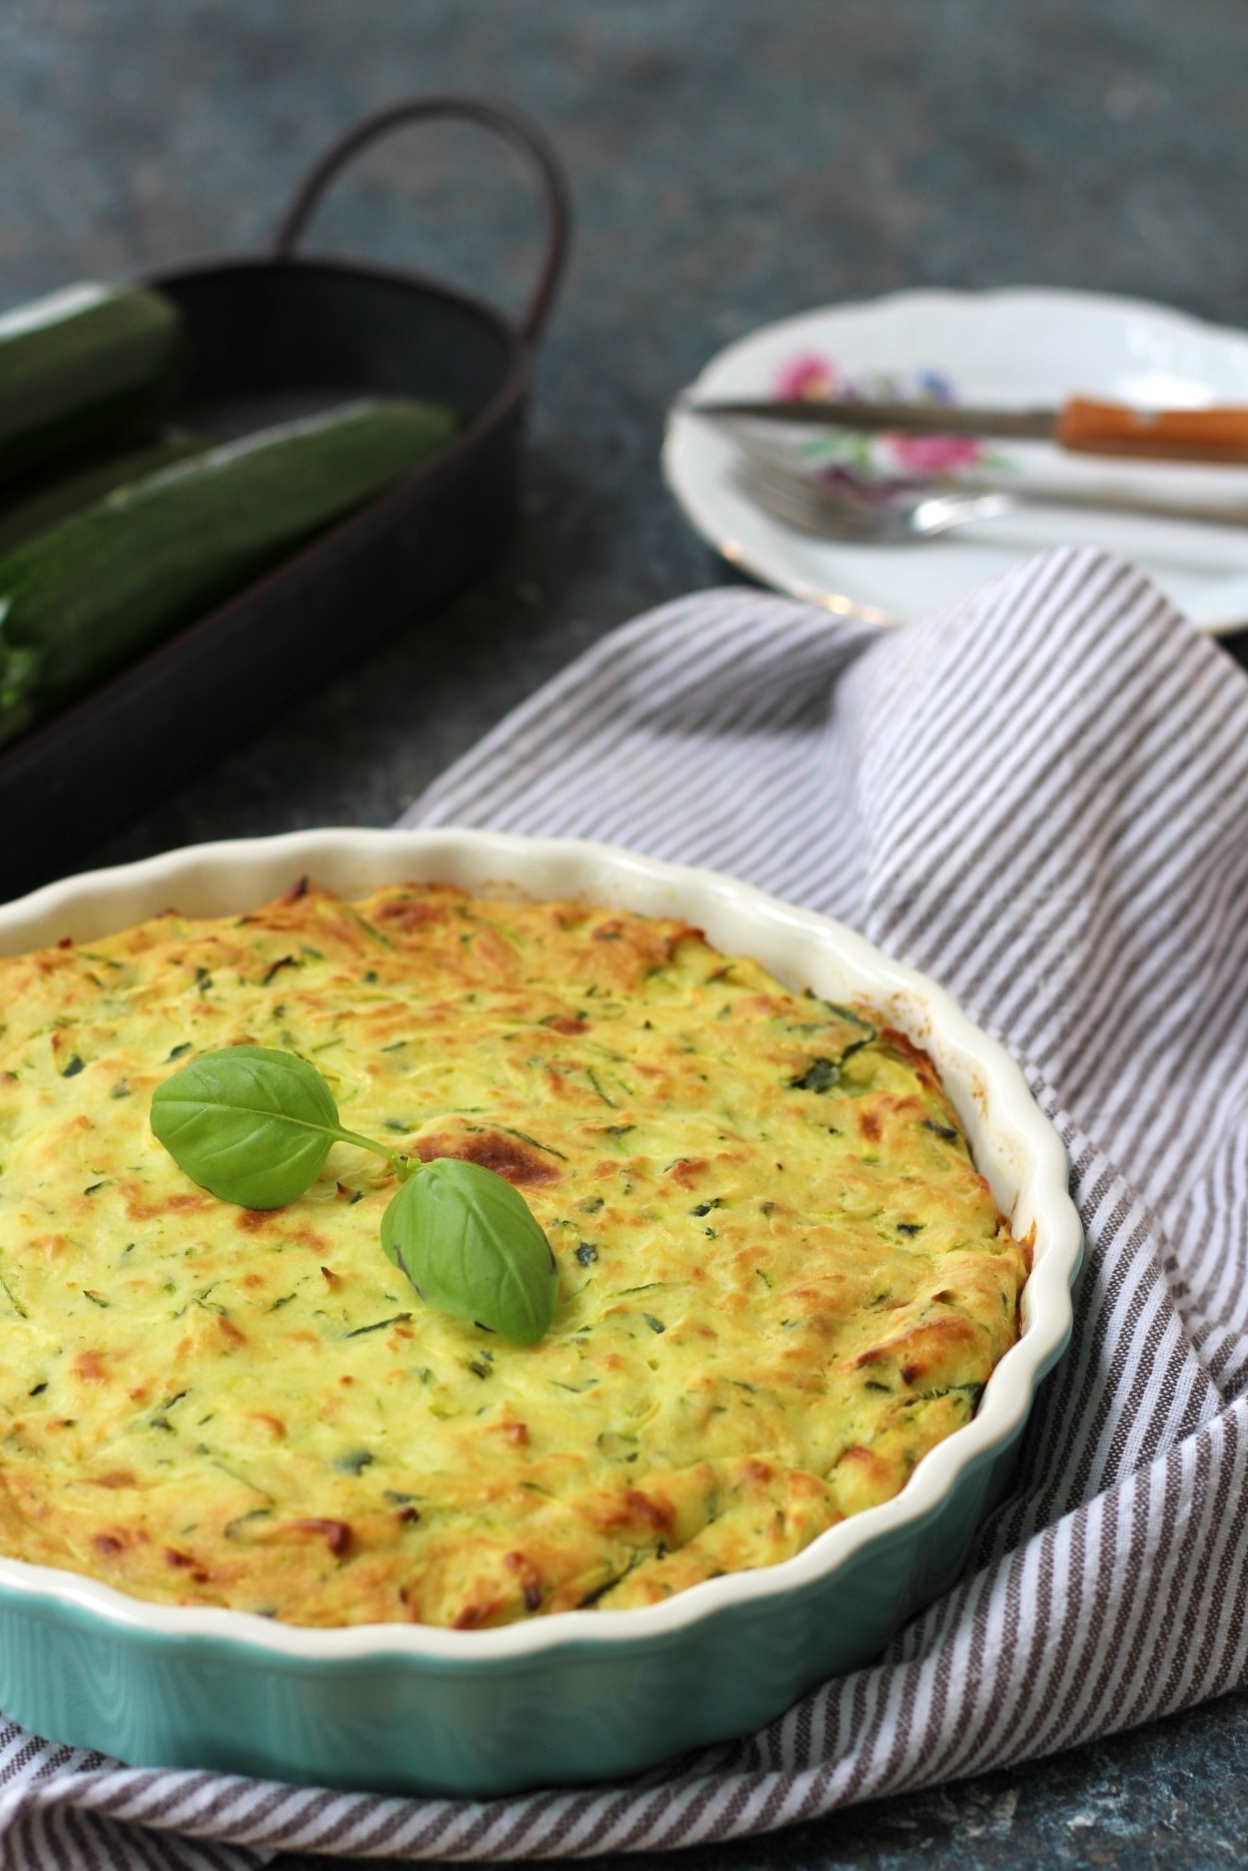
[664,287,1248,634]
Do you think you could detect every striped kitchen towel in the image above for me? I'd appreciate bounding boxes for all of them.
[1,544,1246,1867]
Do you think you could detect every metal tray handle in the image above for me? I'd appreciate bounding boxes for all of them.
[273,94,571,346]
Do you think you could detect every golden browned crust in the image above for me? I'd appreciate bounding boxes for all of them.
[0,885,1025,1626]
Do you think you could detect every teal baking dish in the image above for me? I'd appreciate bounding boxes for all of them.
[0,828,1082,1797]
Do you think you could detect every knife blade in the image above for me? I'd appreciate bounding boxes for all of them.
[684,394,1248,465]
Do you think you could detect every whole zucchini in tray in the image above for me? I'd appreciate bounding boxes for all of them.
[0,282,183,485]
[0,396,456,748]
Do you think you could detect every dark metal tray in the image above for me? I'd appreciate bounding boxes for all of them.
[0,95,570,902]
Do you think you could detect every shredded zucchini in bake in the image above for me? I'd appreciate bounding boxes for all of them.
[0,884,1025,1626]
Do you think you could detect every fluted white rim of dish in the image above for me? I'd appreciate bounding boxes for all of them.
[0,828,1081,1662]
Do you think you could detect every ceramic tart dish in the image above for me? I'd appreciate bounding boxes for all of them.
[0,828,1082,1797]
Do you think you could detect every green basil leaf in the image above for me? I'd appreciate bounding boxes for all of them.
[151,1045,344,1209]
[382,1158,559,1345]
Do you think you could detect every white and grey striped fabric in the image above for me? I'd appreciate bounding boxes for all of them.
[2,544,1247,1867]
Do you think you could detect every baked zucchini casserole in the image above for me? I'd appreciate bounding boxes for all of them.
[0,884,1026,1628]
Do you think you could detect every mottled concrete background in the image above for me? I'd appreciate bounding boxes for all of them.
[2,2,1247,1864]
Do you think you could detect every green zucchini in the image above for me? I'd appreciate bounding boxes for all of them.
[0,396,456,746]
[0,282,183,485]
[0,431,210,557]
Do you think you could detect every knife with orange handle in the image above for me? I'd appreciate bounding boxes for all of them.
[685,394,1248,466]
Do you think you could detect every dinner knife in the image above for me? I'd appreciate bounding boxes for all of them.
[684,394,1248,466]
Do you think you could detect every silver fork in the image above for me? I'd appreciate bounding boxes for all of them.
[732,445,1248,544]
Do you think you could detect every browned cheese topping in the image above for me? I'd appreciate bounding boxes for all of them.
[0,884,1026,1626]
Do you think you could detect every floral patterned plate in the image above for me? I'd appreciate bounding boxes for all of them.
[663,288,1248,633]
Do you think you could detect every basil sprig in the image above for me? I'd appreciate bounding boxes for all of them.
[381,1158,558,1348]
[150,1046,558,1344]
[150,1046,400,1207]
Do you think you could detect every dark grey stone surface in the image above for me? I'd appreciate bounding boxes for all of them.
[2,1,1246,1860]
[4,0,1248,862]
